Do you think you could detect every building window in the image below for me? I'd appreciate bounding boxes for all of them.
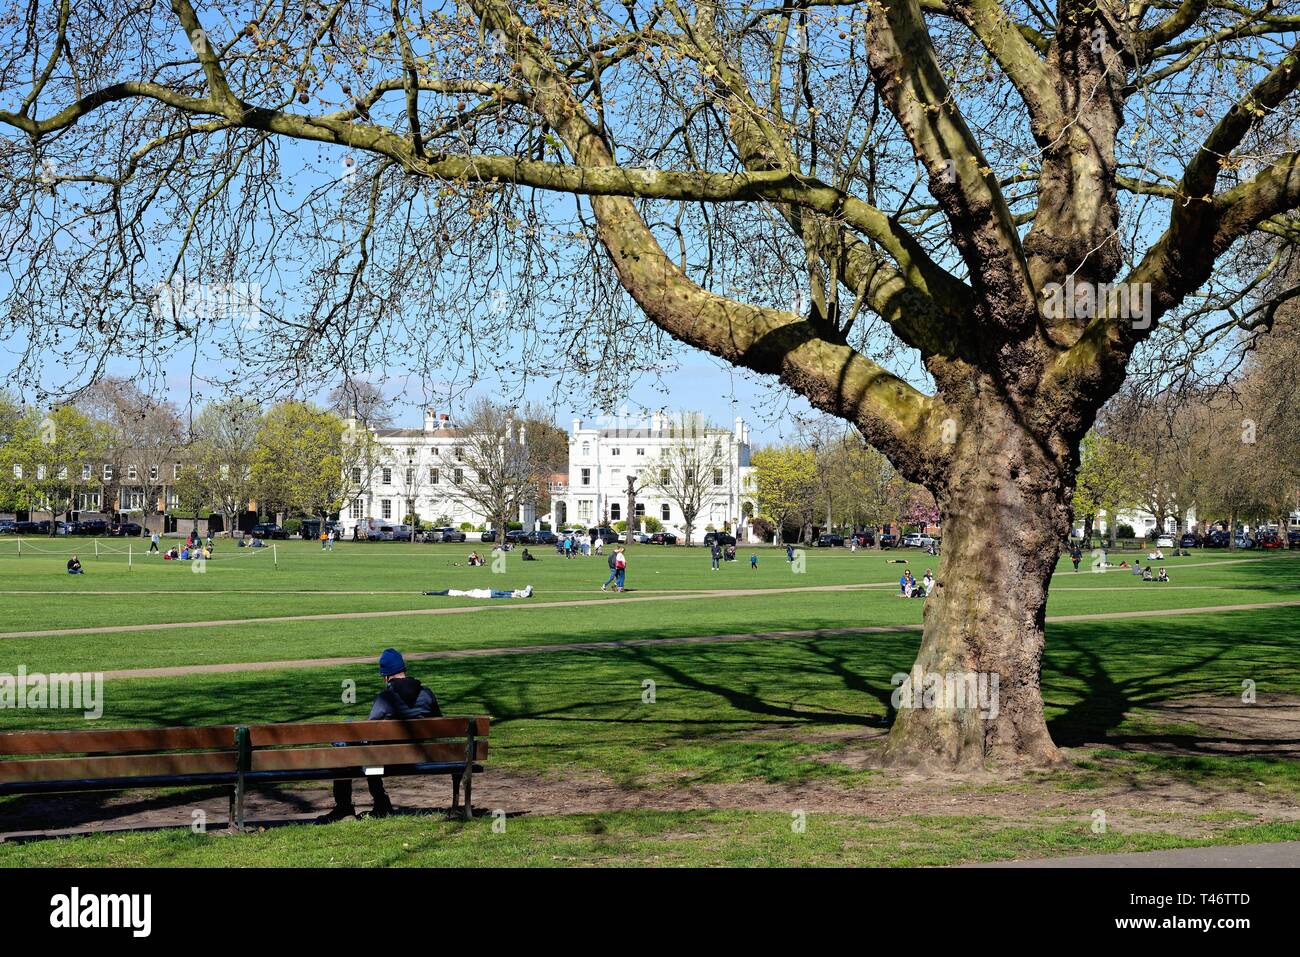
[455,447,463,461]
[405,467,415,485]
[127,465,138,480]
[660,468,669,484]
[381,499,392,520]
[661,504,671,521]
[635,503,645,517]
[350,499,363,520]
[351,467,362,483]
[174,464,182,479]
[611,447,620,456]
[429,467,439,484]
[713,468,723,486]
[453,468,464,484]
[382,467,392,485]
[12,465,20,479]
[578,500,593,521]
[581,442,590,456]
[581,468,591,486]
[81,464,92,480]
[610,503,621,520]
[103,464,112,481]
[149,465,158,481]
[221,463,230,479]
[167,491,179,508]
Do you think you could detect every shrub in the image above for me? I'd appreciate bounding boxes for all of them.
[283,518,302,536]
[612,520,628,533]
[1117,523,1136,540]
[641,515,663,533]
[751,516,775,542]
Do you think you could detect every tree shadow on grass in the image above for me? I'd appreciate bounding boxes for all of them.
[1045,609,1300,752]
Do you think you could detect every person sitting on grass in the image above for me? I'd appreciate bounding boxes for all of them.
[467,551,484,567]
[522,547,537,561]
[318,648,442,824]
[1141,565,1153,581]
[66,554,84,575]
[922,569,935,595]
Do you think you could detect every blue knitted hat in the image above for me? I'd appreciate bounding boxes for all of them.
[378,648,406,677]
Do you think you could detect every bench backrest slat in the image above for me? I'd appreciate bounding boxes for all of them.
[244,717,488,747]
[251,740,487,773]
[0,751,238,784]
[0,726,239,757]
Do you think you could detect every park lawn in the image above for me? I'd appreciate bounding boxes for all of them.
[1,547,1297,867]
[2,607,1298,793]
[5,810,1300,868]
[1,548,1296,675]
[0,539,1292,634]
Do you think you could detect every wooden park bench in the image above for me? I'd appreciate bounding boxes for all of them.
[0,716,489,830]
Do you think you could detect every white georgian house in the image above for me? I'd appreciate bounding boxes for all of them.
[340,410,538,536]
[559,412,757,540]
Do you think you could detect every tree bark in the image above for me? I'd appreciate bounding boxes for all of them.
[883,404,1072,770]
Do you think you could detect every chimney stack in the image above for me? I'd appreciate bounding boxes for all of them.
[423,409,436,432]
[572,417,582,434]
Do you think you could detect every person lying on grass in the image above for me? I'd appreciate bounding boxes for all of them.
[423,585,534,599]
[318,648,442,824]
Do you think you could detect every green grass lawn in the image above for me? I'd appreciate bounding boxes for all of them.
[1,541,1298,866]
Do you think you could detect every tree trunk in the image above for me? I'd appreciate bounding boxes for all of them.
[883,411,1072,770]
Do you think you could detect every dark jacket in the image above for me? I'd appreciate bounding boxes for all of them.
[368,676,442,721]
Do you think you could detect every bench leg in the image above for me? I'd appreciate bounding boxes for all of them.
[463,769,472,821]
[232,778,247,832]
[451,773,462,815]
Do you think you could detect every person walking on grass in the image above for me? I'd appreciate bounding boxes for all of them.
[149,531,160,554]
[614,546,627,592]
[1070,544,1082,571]
[327,528,335,551]
[711,541,722,571]
[786,542,794,563]
[602,547,619,591]
[318,648,441,824]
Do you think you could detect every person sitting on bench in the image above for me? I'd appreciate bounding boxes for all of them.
[66,554,84,575]
[319,648,442,824]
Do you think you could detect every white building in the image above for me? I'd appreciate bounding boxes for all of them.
[560,412,756,540]
[340,410,537,536]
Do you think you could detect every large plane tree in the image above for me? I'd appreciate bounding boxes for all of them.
[2,0,1298,769]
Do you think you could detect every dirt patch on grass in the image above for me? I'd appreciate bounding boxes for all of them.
[4,695,1297,843]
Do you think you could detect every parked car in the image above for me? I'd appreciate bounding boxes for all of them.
[631,532,652,544]
[1288,529,1300,549]
[480,529,498,543]
[72,519,110,536]
[389,524,415,542]
[299,519,343,540]
[1256,532,1283,549]
[1204,530,1230,548]
[588,526,622,545]
[532,530,558,545]
[1179,533,1200,548]
[1155,535,1175,548]
[817,534,844,547]
[0,520,15,535]
[430,527,467,543]
[504,530,531,545]
[702,531,736,547]
[879,532,898,549]
[250,523,289,539]
[110,522,144,537]
[649,532,678,545]
[13,520,45,535]
[901,533,935,548]
[851,530,876,547]
[1234,534,1255,549]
